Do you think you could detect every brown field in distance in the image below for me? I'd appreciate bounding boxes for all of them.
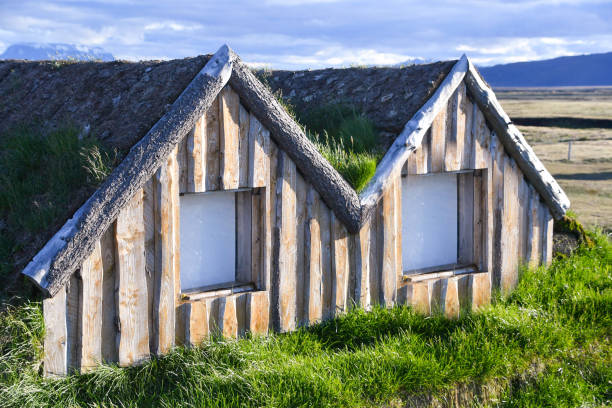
[496,87,612,232]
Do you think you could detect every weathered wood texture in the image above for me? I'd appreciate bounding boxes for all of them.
[26,45,234,297]
[397,87,553,311]
[42,77,556,375]
[464,61,569,219]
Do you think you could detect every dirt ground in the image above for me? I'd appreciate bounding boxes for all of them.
[497,87,612,233]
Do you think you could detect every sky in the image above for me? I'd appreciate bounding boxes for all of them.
[0,0,611,69]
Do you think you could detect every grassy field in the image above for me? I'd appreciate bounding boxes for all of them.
[0,231,609,407]
[496,87,612,232]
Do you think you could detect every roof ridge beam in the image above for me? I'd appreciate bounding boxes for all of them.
[228,52,362,233]
[463,60,569,218]
[23,44,234,297]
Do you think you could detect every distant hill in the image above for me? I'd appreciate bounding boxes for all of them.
[0,43,114,61]
[479,52,612,87]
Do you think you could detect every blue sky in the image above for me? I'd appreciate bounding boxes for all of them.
[0,0,610,68]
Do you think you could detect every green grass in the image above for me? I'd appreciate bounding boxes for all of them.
[0,124,116,302]
[297,103,382,192]
[258,73,383,192]
[0,232,609,407]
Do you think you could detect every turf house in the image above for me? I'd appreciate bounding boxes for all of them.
[4,45,569,376]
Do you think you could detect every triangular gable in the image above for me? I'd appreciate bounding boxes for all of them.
[22,47,569,298]
[359,55,569,223]
[23,46,233,296]
[22,45,361,297]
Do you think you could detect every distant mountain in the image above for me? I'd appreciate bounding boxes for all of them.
[0,43,114,61]
[478,52,612,87]
[393,57,433,67]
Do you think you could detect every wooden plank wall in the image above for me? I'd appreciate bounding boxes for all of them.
[400,82,553,314]
[43,82,556,375]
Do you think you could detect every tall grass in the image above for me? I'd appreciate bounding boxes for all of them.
[0,125,116,301]
[311,132,380,192]
[0,232,609,407]
[298,103,382,192]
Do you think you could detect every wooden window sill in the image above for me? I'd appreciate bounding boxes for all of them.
[181,281,255,301]
[402,264,482,283]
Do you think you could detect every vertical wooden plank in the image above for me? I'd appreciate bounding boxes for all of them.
[458,172,475,265]
[473,171,485,270]
[219,296,238,339]
[251,189,264,288]
[238,104,250,187]
[396,281,412,306]
[276,152,298,332]
[320,201,334,319]
[430,108,446,172]
[295,173,307,325]
[354,220,371,309]
[170,147,182,344]
[518,178,530,264]
[184,301,208,346]
[100,225,117,363]
[177,135,188,194]
[219,86,240,190]
[331,212,349,315]
[115,189,150,366]
[369,199,383,306]
[501,157,521,293]
[491,134,505,289]
[187,117,205,192]
[432,278,460,319]
[235,293,248,338]
[248,114,270,188]
[470,272,491,311]
[265,141,279,294]
[66,273,81,372]
[143,179,155,354]
[247,291,270,335]
[483,148,494,275]
[381,181,397,307]
[542,205,554,266]
[79,241,103,371]
[415,129,430,174]
[153,152,177,355]
[526,186,542,268]
[394,176,403,295]
[43,287,67,376]
[236,191,252,283]
[405,151,417,175]
[411,281,431,315]
[444,88,460,171]
[305,187,323,323]
[456,274,471,313]
[470,101,483,169]
[347,231,358,309]
[461,86,473,170]
[205,95,221,191]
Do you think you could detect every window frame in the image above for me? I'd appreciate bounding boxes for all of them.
[401,169,487,277]
[178,187,265,300]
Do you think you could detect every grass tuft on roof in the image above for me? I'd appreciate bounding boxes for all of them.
[296,103,383,192]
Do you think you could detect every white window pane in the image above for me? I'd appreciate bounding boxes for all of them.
[402,173,458,272]
[180,192,236,290]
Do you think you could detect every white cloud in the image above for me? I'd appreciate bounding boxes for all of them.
[0,0,610,67]
[264,0,345,5]
[455,35,612,65]
[144,21,203,32]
